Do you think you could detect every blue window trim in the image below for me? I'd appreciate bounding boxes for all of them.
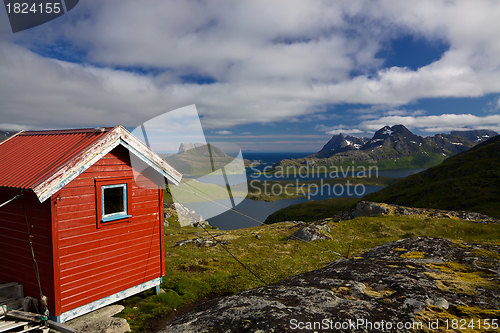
[101,183,131,222]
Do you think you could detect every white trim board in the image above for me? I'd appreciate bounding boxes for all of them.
[55,277,162,323]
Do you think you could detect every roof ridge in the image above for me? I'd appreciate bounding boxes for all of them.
[21,127,114,135]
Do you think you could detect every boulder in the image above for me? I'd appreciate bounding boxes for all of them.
[165,202,210,228]
[64,305,130,333]
[352,201,389,218]
[160,237,500,333]
[287,226,331,242]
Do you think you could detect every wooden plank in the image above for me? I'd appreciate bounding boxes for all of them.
[59,276,161,316]
[0,283,18,291]
[60,264,161,301]
[0,320,28,332]
[58,224,159,249]
[18,324,46,332]
[59,240,161,270]
[59,252,161,286]
[5,309,41,323]
[55,202,96,215]
[47,320,75,333]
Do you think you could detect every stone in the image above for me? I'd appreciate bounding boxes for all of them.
[352,201,389,218]
[165,202,210,228]
[160,237,500,333]
[287,226,332,242]
[63,305,130,333]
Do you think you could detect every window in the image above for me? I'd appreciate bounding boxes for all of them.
[101,184,129,221]
[95,177,132,226]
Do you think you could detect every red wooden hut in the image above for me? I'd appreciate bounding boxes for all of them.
[0,126,182,322]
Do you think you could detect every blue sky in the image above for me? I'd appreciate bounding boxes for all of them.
[1,1,500,152]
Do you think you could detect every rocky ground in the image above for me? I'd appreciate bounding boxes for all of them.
[330,201,499,223]
[160,237,500,332]
[59,305,130,333]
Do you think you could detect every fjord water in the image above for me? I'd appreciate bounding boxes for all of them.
[184,152,425,230]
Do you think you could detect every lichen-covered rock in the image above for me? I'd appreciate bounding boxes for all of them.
[287,226,332,241]
[160,237,500,333]
[175,237,230,247]
[64,305,130,333]
[334,201,499,223]
[352,201,390,218]
[165,202,210,228]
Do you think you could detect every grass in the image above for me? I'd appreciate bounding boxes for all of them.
[265,197,361,223]
[118,211,500,332]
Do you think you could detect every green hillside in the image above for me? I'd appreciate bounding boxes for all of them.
[265,197,360,223]
[364,136,500,218]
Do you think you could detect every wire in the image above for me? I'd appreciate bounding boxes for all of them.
[181,181,344,257]
[200,223,268,286]
[169,189,268,285]
[0,194,23,209]
[21,195,48,316]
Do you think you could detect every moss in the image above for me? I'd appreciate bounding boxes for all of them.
[393,247,407,252]
[450,240,470,248]
[471,248,500,260]
[455,305,500,318]
[400,251,426,259]
[331,286,356,300]
[363,285,396,298]
[416,305,500,333]
[424,262,499,295]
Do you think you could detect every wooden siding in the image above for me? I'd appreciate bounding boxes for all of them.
[0,188,55,314]
[52,145,163,315]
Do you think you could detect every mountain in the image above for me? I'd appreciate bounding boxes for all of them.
[312,134,368,158]
[275,125,497,170]
[0,130,15,142]
[451,129,498,143]
[363,135,500,218]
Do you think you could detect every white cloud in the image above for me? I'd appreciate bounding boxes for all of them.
[316,124,363,136]
[214,130,232,135]
[359,114,500,134]
[2,1,500,130]
[484,96,500,113]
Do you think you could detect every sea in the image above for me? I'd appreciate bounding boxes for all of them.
[183,152,425,230]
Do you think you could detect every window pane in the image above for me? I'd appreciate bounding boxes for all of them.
[103,186,125,215]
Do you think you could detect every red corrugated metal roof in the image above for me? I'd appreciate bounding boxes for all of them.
[0,127,113,190]
[0,126,182,202]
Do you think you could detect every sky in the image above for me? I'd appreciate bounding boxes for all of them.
[1,1,500,152]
